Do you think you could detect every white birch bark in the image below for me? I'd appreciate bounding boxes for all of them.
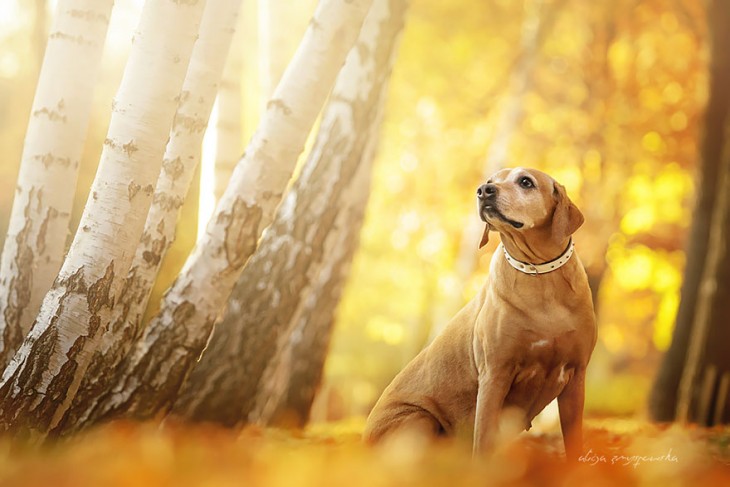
[174,0,407,426]
[0,0,207,435]
[251,113,379,428]
[0,0,114,369]
[214,17,244,203]
[53,0,244,435]
[86,0,375,422]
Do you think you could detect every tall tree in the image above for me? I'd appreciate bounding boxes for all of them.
[214,18,245,205]
[82,0,375,423]
[429,0,557,341]
[674,0,730,422]
[0,0,114,369]
[32,0,49,73]
[676,113,730,425]
[257,0,318,102]
[575,2,619,309]
[250,147,376,428]
[175,0,409,427]
[52,0,244,435]
[649,0,730,422]
[0,0,207,436]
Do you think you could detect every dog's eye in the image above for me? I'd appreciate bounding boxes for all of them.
[519,177,535,189]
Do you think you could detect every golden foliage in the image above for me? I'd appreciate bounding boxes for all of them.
[0,0,713,423]
[0,421,728,487]
[325,0,708,420]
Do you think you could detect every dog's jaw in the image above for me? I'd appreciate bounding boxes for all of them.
[481,204,524,229]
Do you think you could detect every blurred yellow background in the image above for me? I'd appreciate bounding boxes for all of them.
[0,0,707,423]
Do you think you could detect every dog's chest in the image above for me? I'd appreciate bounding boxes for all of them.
[501,336,577,425]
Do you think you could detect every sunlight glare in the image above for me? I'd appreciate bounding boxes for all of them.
[653,291,679,351]
[199,98,219,239]
[0,1,22,38]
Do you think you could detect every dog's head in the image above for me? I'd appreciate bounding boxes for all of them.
[476,167,583,248]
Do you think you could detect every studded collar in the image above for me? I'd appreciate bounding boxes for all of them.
[500,239,575,276]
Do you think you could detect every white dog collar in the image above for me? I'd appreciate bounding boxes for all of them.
[500,240,575,276]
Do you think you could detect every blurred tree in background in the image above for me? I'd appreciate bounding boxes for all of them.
[323,0,706,421]
[651,0,730,427]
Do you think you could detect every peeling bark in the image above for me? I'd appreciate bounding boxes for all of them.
[0,0,207,436]
[52,0,243,435]
[85,0,375,422]
[174,0,407,427]
[252,131,376,428]
[0,0,114,369]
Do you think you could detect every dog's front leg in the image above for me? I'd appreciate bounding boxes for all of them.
[558,367,586,461]
[473,372,510,455]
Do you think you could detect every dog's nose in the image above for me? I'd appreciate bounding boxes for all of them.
[477,184,497,200]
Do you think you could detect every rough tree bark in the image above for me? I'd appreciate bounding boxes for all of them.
[250,140,376,428]
[649,0,730,422]
[0,0,207,436]
[174,0,408,427]
[85,0,375,423]
[0,0,114,369]
[52,0,244,435]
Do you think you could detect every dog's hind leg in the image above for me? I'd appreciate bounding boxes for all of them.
[363,406,446,444]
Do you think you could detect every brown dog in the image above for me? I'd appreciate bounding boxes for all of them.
[363,167,597,459]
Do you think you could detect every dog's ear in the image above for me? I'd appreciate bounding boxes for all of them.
[552,182,584,241]
[479,223,491,249]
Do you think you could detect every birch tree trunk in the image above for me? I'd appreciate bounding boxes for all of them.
[257,0,318,102]
[174,0,407,427]
[85,0,375,423]
[32,0,49,73]
[0,0,114,369]
[0,0,206,436]
[214,20,244,204]
[251,140,376,428]
[52,0,243,435]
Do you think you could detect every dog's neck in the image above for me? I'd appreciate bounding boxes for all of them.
[500,239,574,275]
[498,231,572,266]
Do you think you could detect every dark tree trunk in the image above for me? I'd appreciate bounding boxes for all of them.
[676,103,730,426]
[649,0,730,422]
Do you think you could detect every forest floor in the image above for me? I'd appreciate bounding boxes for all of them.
[0,418,727,486]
